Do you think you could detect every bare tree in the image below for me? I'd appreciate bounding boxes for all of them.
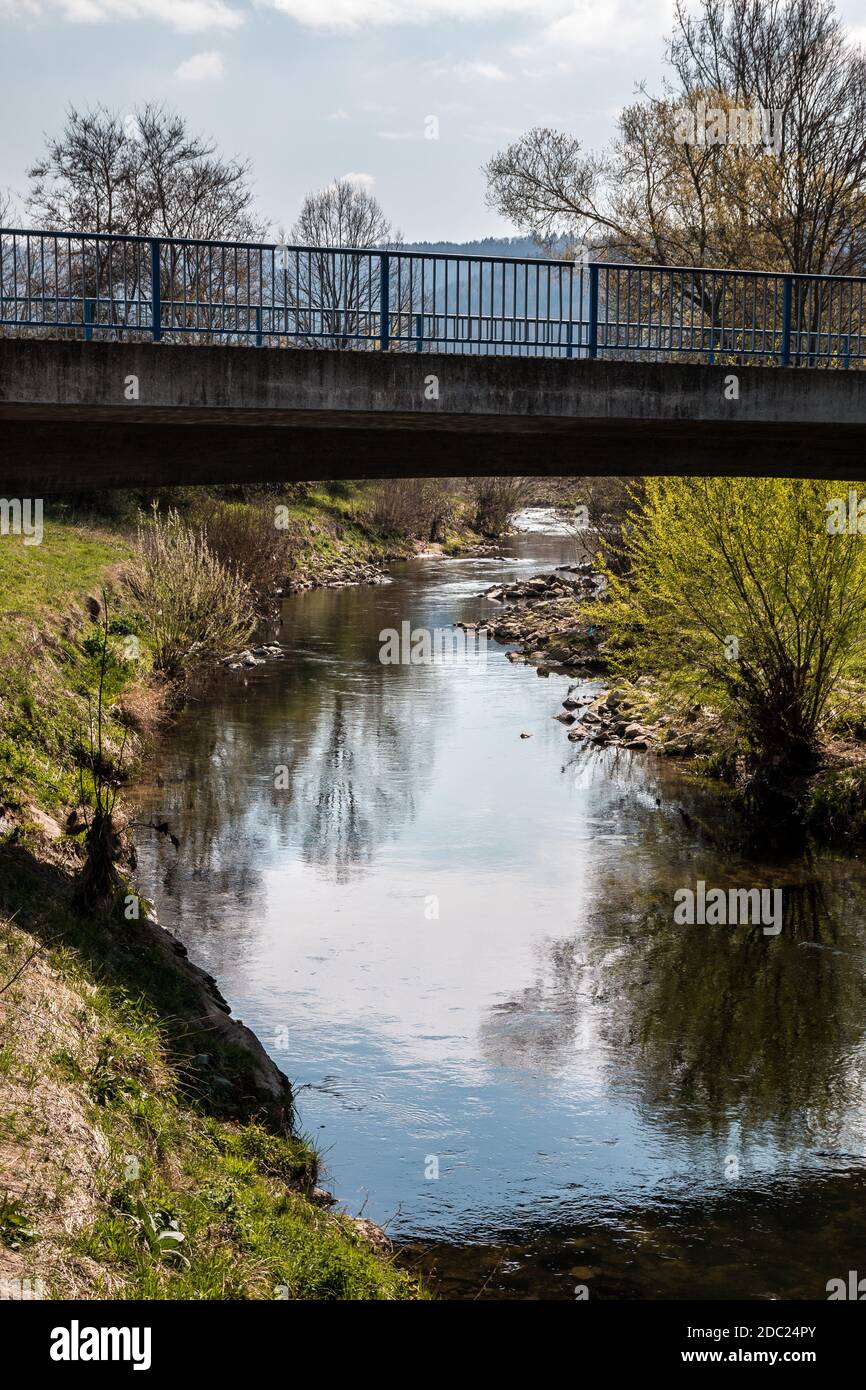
[668,0,866,276]
[468,477,529,537]
[291,177,395,251]
[281,178,405,347]
[27,103,264,241]
[24,105,266,341]
[485,0,866,277]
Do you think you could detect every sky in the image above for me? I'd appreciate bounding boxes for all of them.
[2,0,866,243]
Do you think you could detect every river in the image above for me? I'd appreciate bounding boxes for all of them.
[133,511,866,1299]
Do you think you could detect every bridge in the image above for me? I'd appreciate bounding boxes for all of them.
[2,227,866,490]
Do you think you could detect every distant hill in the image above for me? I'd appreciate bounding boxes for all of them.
[402,235,578,261]
[394,236,591,355]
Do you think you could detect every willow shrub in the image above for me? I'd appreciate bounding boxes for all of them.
[126,507,255,677]
[592,478,866,771]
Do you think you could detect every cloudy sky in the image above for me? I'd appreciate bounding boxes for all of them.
[2,0,866,242]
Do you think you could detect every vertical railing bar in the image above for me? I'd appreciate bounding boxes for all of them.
[379,250,390,351]
[151,238,161,341]
[588,261,599,359]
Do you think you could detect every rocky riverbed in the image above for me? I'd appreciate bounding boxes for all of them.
[474,564,722,761]
[282,556,394,594]
[561,682,721,756]
[478,563,609,674]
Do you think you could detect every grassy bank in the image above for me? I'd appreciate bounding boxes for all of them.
[0,489,427,1300]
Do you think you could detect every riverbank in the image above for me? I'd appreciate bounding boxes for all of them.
[126,521,866,1303]
[0,490,431,1299]
[484,561,866,846]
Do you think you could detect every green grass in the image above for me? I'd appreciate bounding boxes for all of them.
[0,518,143,814]
[0,521,130,647]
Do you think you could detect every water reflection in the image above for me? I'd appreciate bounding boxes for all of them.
[134,523,866,1297]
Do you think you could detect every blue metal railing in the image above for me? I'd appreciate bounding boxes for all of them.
[1,226,865,366]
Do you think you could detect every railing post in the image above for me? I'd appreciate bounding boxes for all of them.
[566,320,573,360]
[84,299,94,342]
[415,313,423,352]
[781,274,792,366]
[588,262,599,359]
[255,306,262,347]
[379,252,390,351]
[151,238,162,343]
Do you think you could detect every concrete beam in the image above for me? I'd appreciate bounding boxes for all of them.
[1,338,865,490]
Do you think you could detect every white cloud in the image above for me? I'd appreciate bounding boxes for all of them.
[3,0,671,46]
[328,108,351,119]
[521,60,573,78]
[544,0,671,54]
[433,59,508,80]
[6,0,244,31]
[262,0,670,49]
[264,0,564,33]
[341,171,375,191]
[175,48,225,78]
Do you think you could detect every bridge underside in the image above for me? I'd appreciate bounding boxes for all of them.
[2,339,866,491]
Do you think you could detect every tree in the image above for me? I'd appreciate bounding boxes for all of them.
[668,0,866,276]
[291,177,395,252]
[485,0,866,277]
[468,477,529,537]
[24,105,265,341]
[593,477,866,775]
[26,103,263,240]
[282,178,402,347]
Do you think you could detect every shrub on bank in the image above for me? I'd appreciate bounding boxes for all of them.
[590,477,866,776]
[126,508,255,677]
[191,498,303,616]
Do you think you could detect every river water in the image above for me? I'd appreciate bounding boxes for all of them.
[134,513,866,1299]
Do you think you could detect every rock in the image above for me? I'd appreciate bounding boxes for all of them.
[623,722,648,740]
[311,1187,337,1207]
[506,650,529,663]
[351,1217,392,1256]
[25,805,63,840]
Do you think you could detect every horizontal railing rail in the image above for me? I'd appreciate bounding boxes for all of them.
[2,226,866,365]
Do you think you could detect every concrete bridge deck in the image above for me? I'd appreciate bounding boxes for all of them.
[1,338,865,491]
